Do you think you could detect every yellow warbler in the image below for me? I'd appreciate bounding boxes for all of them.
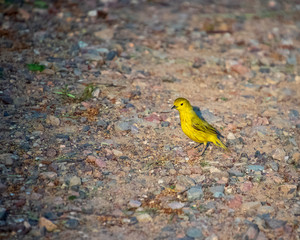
[172,98,228,155]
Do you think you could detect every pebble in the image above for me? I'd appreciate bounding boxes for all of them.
[246,165,264,172]
[43,212,58,221]
[129,200,142,208]
[187,186,204,201]
[97,119,108,128]
[227,195,243,209]
[46,115,60,126]
[272,148,285,161]
[240,181,253,192]
[257,206,275,214]
[265,218,287,229]
[95,158,106,168]
[167,201,185,209]
[209,185,225,198]
[266,161,279,171]
[176,175,196,188]
[112,149,123,157]
[39,217,57,232]
[115,120,134,131]
[186,227,203,239]
[40,172,57,180]
[243,225,259,240]
[289,109,299,120]
[82,126,90,132]
[228,169,244,177]
[106,51,118,61]
[94,29,114,41]
[46,148,57,158]
[0,153,17,166]
[65,218,79,229]
[280,184,297,199]
[92,88,101,98]
[69,176,82,187]
[136,213,153,223]
[82,53,103,61]
[292,152,300,165]
[0,208,8,221]
[227,132,236,140]
[161,121,170,127]
[241,201,262,213]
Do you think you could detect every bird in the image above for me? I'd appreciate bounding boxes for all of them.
[171,97,228,156]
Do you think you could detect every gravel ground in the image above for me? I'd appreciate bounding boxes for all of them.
[0,0,300,239]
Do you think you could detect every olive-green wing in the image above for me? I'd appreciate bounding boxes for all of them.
[191,115,218,136]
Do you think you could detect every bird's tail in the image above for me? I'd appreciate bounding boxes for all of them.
[214,138,230,152]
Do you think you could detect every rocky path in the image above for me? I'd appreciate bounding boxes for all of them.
[0,0,300,239]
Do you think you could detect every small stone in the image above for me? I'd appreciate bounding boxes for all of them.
[167,201,185,209]
[176,175,196,188]
[115,120,133,131]
[272,148,285,161]
[136,213,152,223]
[240,181,253,192]
[161,121,170,127]
[43,212,58,221]
[242,225,259,240]
[227,132,236,140]
[187,186,204,201]
[78,41,88,48]
[0,95,14,104]
[94,28,114,41]
[0,153,18,166]
[106,51,118,61]
[46,148,57,158]
[186,228,203,239]
[46,115,60,126]
[112,149,123,157]
[228,169,244,177]
[92,88,101,98]
[0,208,8,221]
[231,64,250,75]
[265,218,286,229]
[65,219,79,229]
[88,10,97,17]
[289,109,299,120]
[95,158,106,168]
[280,184,297,199]
[82,126,90,132]
[209,185,225,198]
[39,217,57,232]
[97,119,108,128]
[69,176,82,187]
[82,53,103,61]
[169,169,176,175]
[292,152,300,165]
[40,172,57,180]
[257,206,275,214]
[266,161,279,171]
[129,200,142,208]
[256,231,268,240]
[241,201,262,213]
[246,165,264,172]
[227,195,243,209]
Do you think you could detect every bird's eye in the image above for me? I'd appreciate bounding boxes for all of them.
[181,103,183,106]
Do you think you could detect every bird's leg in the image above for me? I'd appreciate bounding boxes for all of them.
[199,142,209,156]
[194,143,203,149]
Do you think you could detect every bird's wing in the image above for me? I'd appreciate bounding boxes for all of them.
[191,115,218,135]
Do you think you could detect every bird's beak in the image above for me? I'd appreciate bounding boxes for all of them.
[171,105,176,109]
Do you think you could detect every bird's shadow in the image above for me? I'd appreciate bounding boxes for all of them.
[193,106,224,138]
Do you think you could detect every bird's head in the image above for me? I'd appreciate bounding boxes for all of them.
[171,98,192,111]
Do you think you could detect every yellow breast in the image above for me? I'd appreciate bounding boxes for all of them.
[179,112,208,143]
